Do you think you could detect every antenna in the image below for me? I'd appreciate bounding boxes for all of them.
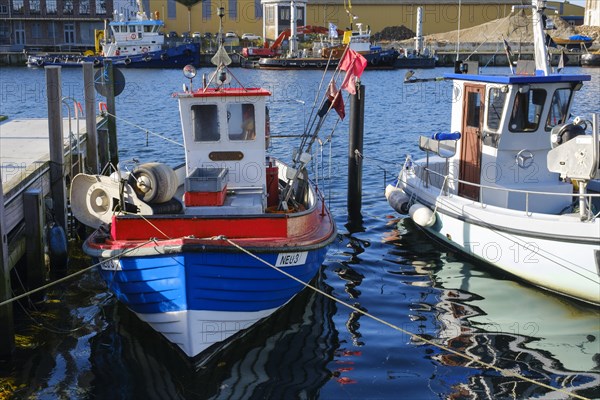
[456,0,461,62]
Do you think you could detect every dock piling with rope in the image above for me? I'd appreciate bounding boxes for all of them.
[0,65,108,358]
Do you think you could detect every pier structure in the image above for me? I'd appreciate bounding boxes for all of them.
[0,63,109,358]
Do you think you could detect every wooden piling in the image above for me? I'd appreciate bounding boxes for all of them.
[98,128,110,171]
[0,178,15,358]
[104,60,119,167]
[24,189,45,300]
[347,84,365,224]
[46,66,68,231]
[83,63,99,174]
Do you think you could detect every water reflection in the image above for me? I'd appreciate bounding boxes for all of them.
[390,218,600,399]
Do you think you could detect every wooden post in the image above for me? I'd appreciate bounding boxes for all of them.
[104,60,119,167]
[98,128,109,171]
[83,62,99,174]
[347,84,365,226]
[46,66,68,231]
[0,178,15,358]
[24,189,45,302]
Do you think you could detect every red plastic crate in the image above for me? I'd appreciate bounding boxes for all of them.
[184,186,227,206]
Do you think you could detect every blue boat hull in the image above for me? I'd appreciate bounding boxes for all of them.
[26,43,200,68]
[93,245,330,356]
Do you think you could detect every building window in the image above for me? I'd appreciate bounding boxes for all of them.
[63,0,73,14]
[0,5,7,14]
[64,22,75,43]
[280,6,289,21]
[80,0,89,14]
[254,0,261,18]
[32,23,42,38]
[202,0,211,20]
[265,5,274,23]
[12,0,24,13]
[95,0,106,14]
[30,0,40,13]
[228,0,237,19]
[46,0,57,13]
[48,22,55,38]
[167,0,176,19]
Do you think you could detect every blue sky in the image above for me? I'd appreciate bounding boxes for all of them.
[568,0,586,6]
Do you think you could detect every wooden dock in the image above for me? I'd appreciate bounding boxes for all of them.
[0,64,113,359]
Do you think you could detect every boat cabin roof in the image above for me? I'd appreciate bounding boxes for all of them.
[443,72,591,85]
[175,87,272,99]
[110,20,164,27]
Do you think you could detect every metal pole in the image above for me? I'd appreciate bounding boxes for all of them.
[347,84,365,222]
[46,66,68,231]
[83,62,99,173]
[0,177,15,358]
[104,60,118,167]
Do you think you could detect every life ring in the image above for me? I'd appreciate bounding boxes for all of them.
[281,61,287,67]
[160,53,168,61]
[141,47,148,53]
[36,59,43,66]
[300,62,306,68]
[317,62,323,68]
[144,55,151,62]
[130,33,137,40]
[93,58,100,66]
[124,57,131,65]
[115,50,120,56]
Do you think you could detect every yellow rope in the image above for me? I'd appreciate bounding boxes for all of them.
[223,237,592,400]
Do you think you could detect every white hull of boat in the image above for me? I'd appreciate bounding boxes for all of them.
[136,308,277,357]
[389,176,600,306]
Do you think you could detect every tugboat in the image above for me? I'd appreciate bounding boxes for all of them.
[70,9,337,358]
[385,0,600,306]
[26,0,199,68]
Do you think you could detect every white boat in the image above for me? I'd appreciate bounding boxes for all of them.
[386,0,600,306]
[26,0,199,68]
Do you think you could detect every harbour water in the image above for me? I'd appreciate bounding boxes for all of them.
[0,65,599,399]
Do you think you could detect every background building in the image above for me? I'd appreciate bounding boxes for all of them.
[584,0,599,26]
[0,0,114,51]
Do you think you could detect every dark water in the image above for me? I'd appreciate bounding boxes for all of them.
[0,65,599,399]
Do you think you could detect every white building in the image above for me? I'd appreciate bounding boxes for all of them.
[585,0,599,26]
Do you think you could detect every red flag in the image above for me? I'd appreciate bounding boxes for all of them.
[328,81,345,120]
[339,48,367,95]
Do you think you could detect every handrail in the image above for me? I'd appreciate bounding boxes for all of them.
[412,162,599,220]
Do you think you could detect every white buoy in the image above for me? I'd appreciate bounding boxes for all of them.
[409,203,436,227]
[385,185,411,214]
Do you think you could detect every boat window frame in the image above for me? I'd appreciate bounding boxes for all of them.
[508,87,547,133]
[192,104,221,142]
[227,103,256,141]
[545,87,573,132]
[485,86,507,132]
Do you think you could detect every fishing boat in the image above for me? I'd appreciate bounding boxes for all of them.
[26,0,199,68]
[69,20,337,357]
[255,22,400,70]
[385,0,600,306]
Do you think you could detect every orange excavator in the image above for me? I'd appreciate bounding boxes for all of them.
[242,25,343,58]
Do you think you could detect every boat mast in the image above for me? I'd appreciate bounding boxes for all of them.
[415,7,423,54]
[514,0,551,76]
[289,0,298,57]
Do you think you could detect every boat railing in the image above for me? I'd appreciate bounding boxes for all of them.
[414,162,600,220]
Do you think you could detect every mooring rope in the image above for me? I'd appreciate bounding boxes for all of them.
[222,236,592,400]
[101,110,184,147]
[0,239,154,308]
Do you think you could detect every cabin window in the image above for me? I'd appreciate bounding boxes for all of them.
[486,88,506,131]
[466,92,482,128]
[546,88,572,131]
[227,104,256,141]
[192,105,220,142]
[509,89,546,132]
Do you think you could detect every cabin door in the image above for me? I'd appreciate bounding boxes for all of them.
[459,84,485,201]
